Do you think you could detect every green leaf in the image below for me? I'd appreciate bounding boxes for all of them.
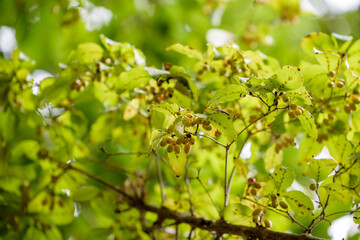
[327,135,353,164]
[24,227,47,240]
[173,115,187,138]
[223,204,252,225]
[304,159,332,183]
[301,32,337,56]
[116,67,152,91]
[286,87,312,105]
[283,190,314,217]
[298,110,317,139]
[123,98,140,121]
[299,136,323,163]
[321,183,352,204]
[315,51,340,73]
[100,34,122,52]
[233,157,249,179]
[166,43,203,60]
[72,186,100,202]
[70,42,104,64]
[208,84,247,107]
[144,67,170,78]
[205,109,236,143]
[170,65,198,101]
[348,39,360,56]
[150,102,180,117]
[44,226,63,240]
[150,130,169,149]
[264,143,283,170]
[90,113,116,144]
[274,66,303,91]
[271,166,295,193]
[168,149,187,177]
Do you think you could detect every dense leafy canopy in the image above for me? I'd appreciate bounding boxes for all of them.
[2,1,360,240]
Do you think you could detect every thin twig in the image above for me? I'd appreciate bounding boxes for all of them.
[224,146,230,207]
[155,155,166,204]
[197,169,221,216]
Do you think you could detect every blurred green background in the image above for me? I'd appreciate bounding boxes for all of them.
[1,0,360,73]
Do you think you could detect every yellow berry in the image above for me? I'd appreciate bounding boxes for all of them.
[323,118,330,126]
[250,188,257,195]
[344,104,352,114]
[294,107,303,116]
[190,137,196,145]
[252,208,263,217]
[253,182,262,189]
[288,111,296,119]
[174,145,181,154]
[203,124,212,131]
[160,138,168,147]
[289,103,297,110]
[336,81,344,88]
[352,95,360,104]
[248,177,255,184]
[350,103,357,111]
[264,219,272,228]
[184,143,191,154]
[328,81,335,88]
[279,200,288,209]
[310,184,316,191]
[167,144,174,153]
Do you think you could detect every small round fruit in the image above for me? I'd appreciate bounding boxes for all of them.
[264,219,272,228]
[166,137,172,144]
[328,81,335,88]
[176,138,183,145]
[167,144,174,153]
[279,200,288,209]
[336,81,344,88]
[328,113,335,120]
[294,107,303,116]
[184,143,191,154]
[344,104,352,114]
[253,182,262,189]
[289,103,297,110]
[174,145,181,154]
[203,124,212,131]
[247,177,255,184]
[167,125,174,133]
[250,188,257,195]
[185,113,194,119]
[323,118,330,126]
[310,183,316,191]
[160,138,168,147]
[252,208,263,217]
[350,103,357,111]
[352,95,360,104]
[282,95,290,103]
[275,143,282,153]
[288,111,296,119]
[190,137,196,145]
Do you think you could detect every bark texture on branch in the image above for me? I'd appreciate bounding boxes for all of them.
[68,164,325,240]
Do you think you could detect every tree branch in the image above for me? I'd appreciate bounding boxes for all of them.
[68,163,326,240]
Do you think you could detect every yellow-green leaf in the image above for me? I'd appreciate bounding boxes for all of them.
[283,190,314,217]
[209,84,247,107]
[233,157,249,179]
[205,109,236,143]
[298,110,317,139]
[168,149,187,177]
[166,43,203,60]
[264,143,283,170]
